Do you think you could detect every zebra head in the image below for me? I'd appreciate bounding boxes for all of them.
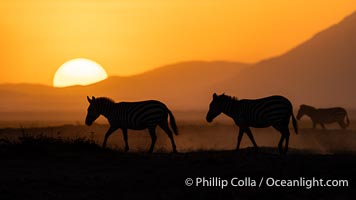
[296,107,303,120]
[296,104,315,120]
[85,96,100,126]
[206,93,223,122]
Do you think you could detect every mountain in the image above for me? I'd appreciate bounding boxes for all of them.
[1,11,356,122]
[223,11,356,108]
[0,61,248,116]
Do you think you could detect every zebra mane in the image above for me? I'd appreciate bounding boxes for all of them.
[220,94,239,102]
[94,97,116,104]
[300,104,316,110]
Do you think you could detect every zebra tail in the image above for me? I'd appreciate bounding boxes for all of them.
[167,109,178,135]
[292,113,298,134]
[345,113,350,127]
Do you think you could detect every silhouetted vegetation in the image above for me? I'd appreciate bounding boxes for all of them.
[0,133,113,158]
[0,118,355,200]
[0,132,355,200]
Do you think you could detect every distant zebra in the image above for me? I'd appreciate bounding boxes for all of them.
[206,93,298,154]
[85,96,178,153]
[296,104,350,129]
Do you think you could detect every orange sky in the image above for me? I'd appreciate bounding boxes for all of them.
[0,0,355,85]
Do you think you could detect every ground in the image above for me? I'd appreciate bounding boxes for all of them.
[0,121,355,199]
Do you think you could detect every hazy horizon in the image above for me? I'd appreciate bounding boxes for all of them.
[0,1,355,125]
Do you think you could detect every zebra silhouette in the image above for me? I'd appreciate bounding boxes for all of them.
[85,96,178,153]
[206,93,298,154]
[297,104,350,129]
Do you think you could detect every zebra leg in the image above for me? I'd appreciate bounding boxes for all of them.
[245,128,259,151]
[274,124,288,154]
[122,128,129,152]
[102,126,118,148]
[148,127,157,153]
[235,128,244,151]
[283,129,290,154]
[278,135,285,154]
[338,121,346,130]
[320,123,326,130]
[159,123,177,153]
[312,121,317,129]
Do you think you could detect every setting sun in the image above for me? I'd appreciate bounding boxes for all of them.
[53,58,108,88]
[0,1,355,199]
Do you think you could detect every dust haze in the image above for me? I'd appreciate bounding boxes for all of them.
[1,110,355,154]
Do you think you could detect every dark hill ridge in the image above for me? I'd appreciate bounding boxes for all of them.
[0,61,248,112]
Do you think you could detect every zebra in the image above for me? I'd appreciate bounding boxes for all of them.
[296,104,350,129]
[206,93,298,154]
[85,96,178,153]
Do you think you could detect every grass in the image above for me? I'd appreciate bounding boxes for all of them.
[0,133,114,159]
[0,129,355,200]
[0,117,354,189]
[18,133,98,148]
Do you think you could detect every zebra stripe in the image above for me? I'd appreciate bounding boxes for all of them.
[206,93,298,154]
[296,104,350,129]
[85,96,178,153]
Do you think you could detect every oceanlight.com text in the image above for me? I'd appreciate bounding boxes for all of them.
[185,177,349,189]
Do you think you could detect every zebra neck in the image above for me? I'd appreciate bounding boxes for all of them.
[101,111,113,120]
[221,99,238,118]
[305,109,317,117]
[99,104,115,119]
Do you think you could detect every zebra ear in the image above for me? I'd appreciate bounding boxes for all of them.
[87,96,92,103]
[92,96,96,101]
[213,93,217,99]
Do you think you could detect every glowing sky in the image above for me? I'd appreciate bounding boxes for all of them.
[0,0,355,85]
